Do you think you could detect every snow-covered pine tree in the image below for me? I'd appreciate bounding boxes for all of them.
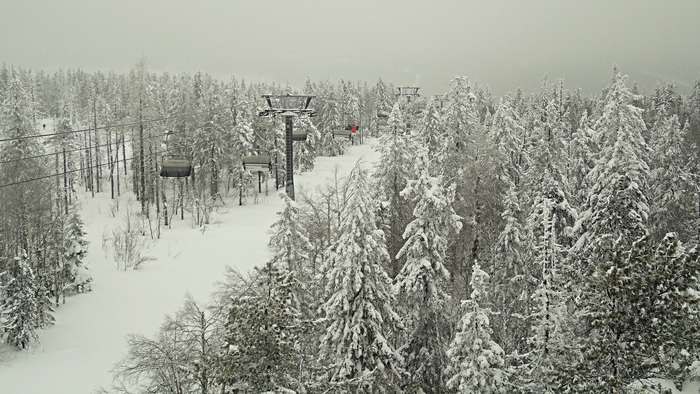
[566,72,658,391]
[374,79,394,136]
[490,96,527,186]
[570,233,700,392]
[415,97,446,162]
[320,94,347,157]
[648,114,698,241]
[268,191,315,323]
[217,264,303,392]
[1,250,41,350]
[519,170,577,392]
[293,115,321,172]
[394,152,462,392]
[490,180,529,356]
[269,192,313,274]
[687,80,700,156]
[319,164,403,392]
[441,76,489,295]
[629,233,700,387]
[374,102,416,276]
[566,111,596,207]
[572,71,650,260]
[445,263,507,393]
[63,208,89,291]
[0,72,50,255]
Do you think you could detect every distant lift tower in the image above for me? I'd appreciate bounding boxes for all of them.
[258,94,315,200]
[395,86,421,103]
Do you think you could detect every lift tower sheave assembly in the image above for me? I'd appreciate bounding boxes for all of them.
[258,94,315,200]
[395,86,421,102]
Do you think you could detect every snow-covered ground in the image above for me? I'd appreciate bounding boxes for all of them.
[0,141,378,394]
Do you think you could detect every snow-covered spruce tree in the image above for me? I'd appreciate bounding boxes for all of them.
[648,114,698,242]
[269,192,313,273]
[566,111,596,207]
[217,264,303,392]
[489,180,529,357]
[0,72,50,255]
[63,208,89,290]
[374,102,416,277]
[293,115,321,172]
[687,80,700,155]
[441,76,491,296]
[1,251,41,350]
[568,233,700,392]
[566,72,656,391]
[625,234,700,387]
[490,96,527,186]
[268,191,314,314]
[445,263,507,393]
[320,94,347,157]
[319,164,403,392]
[572,71,650,261]
[519,170,577,392]
[416,97,446,162]
[374,79,394,136]
[394,152,462,392]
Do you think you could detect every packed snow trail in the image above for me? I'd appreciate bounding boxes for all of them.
[0,141,378,394]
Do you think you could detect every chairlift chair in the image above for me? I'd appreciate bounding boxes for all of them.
[159,131,192,178]
[292,131,308,142]
[333,130,353,139]
[160,158,192,178]
[242,154,272,173]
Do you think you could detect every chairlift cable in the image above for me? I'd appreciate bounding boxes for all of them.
[0,131,168,165]
[0,143,174,189]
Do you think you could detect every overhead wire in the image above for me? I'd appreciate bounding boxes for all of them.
[0,107,210,144]
[0,101,245,191]
[0,116,170,143]
[0,144,173,190]
[0,131,168,165]
[0,130,180,189]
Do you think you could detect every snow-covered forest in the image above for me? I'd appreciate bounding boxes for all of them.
[1,63,700,393]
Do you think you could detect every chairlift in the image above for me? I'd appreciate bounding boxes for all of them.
[160,159,192,178]
[292,131,308,142]
[333,130,353,139]
[159,131,193,178]
[242,154,272,173]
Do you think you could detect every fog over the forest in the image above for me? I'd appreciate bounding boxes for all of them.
[1,0,699,95]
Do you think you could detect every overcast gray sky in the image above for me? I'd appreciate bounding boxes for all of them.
[1,0,698,95]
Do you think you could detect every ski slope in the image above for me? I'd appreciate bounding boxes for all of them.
[0,141,379,394]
